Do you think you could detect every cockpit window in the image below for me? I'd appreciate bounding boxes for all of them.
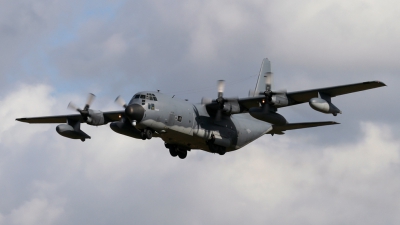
[140,95,145,99]
[134,95,140,99]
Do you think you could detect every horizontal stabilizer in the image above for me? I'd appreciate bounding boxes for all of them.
[266,121,339,135]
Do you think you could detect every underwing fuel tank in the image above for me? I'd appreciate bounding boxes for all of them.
[56,124,91,140]
[309,98,342,115]
[248,107,287,125]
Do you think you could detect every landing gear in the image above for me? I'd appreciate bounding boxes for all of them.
[145,129,152,139]
[169,148,178,157]
[217,147,226,155]
[141,129,153,140]
[178,150,187,159]
[207,142,226,155]
[165,144,189,159]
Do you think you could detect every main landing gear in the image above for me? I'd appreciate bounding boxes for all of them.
[141,129,153,140]
[165,144,188,159]
[207,142,226,155]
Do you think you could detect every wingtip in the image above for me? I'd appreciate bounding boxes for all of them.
[370,80,387,86]
[16,118,27,123]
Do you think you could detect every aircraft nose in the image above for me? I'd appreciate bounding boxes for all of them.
[125,104,145,122]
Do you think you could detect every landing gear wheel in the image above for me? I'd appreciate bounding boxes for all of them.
[208,144,216,152]
[178,150,187,159]
[141,132,146,140]
[169,148,178,157]
[217,146,226,155]
[145,129,153,139]
[81,138,85,142]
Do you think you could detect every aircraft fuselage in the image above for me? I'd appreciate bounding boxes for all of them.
[113,91,271,153]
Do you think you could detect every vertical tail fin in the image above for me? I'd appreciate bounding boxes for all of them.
[252,58,272,97]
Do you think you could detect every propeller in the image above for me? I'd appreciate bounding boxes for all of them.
[262,73,287,102]
[265,72,273,93]
[201,97,213,105]
[215,80,227,121]
[114,96,144,126]
[67,93,96,122]
[115,95,127,108]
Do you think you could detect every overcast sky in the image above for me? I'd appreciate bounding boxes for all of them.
[0,0,399,224]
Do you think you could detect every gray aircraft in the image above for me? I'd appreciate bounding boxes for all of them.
[16,58,386,159]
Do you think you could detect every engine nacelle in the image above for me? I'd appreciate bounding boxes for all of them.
[221,101,240,114]
[110,120,142,139]
[56,124,91,140]
[309,98,342,115]
[86,109,106,126]
[248,107,287,125]
[271,94,289,107]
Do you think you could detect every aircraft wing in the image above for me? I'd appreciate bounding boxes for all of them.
[286,80,386,105]
[16,110,123,124]
[238,81,386,111]
[266,121,339,135]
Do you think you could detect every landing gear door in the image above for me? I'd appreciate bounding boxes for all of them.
[167,112,175,126]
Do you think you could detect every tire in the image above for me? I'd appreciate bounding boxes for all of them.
[145,129,153,139]
[217,146,226,155]
[178,150,187,159]
[141,132,146,140]
[169,148,178,157]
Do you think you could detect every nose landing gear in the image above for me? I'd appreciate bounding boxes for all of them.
[141,129,153,140]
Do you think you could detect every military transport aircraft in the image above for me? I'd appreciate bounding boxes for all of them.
[16,58,386,159]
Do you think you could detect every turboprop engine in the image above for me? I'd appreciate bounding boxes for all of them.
[309,98,342,116]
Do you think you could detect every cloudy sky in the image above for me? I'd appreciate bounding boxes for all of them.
[0,0,399,224]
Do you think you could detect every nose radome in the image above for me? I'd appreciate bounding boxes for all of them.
[125,104,145,122]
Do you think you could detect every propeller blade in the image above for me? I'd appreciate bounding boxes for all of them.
[248,89,256,97]
[67,102,80,112]
[115,96,127,108]
[217,80,225,98]
[84,93,96,110]
[201,97,213,105]
[265,73,273,92]
[215,110,222,122]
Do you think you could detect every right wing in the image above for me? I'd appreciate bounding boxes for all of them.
[16,110,124,124]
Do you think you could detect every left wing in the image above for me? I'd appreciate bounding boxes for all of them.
[237,80,386,112]
[16,110,123,124]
